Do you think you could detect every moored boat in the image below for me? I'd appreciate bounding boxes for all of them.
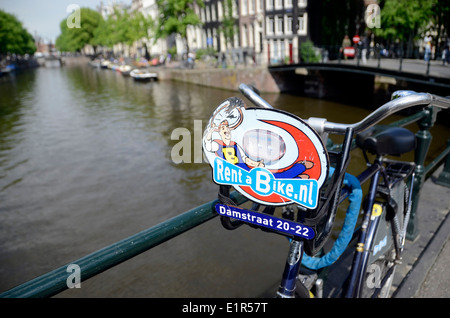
[108,63,119,71]
[89,59,101,68]
[130,69,157,81]
[119,65,132,76]
[0,64,15,76]
[100,60,110,69]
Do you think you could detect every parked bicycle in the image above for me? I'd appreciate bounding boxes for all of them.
[202,84,450,298]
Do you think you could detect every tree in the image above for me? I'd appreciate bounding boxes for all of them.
[115,9,156,56]
[130,12,154,43]
[374,0,434,57]
[300,40,321,62]
[90,7,155,57]
[154,0,204,54]
[56,8,103,52]
[91,16,112,49]
[0,9,36,55]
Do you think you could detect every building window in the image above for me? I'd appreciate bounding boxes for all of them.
[266,0,274,11]
[266,16,274,34]
[298,13,307,35]
[241,0,248,16]
[232,0,238,18]
[275,0,283,10]
[285,0,293,8]
[249,0,255,14]
[298,0,307,8]
[257,0,263,12]
[286,15,293,34]
[275,15,283,34]
[218,1,223,20]
[211,3,216,20]
[273,40,278,60]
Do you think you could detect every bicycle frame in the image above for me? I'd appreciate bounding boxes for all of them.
[346,157,415,298]
[345,161,383,298]
[277,152,416,298]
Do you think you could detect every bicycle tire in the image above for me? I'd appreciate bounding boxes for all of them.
[359,180,406,298]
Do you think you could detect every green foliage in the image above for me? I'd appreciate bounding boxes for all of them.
[91,17,112,48]
[56,7,103,52]
[110,9,154,46]
[167,46,177,57]
[195,47,217,59]
[374,0,434,41]
[0,9,36,55]
[131,12,155,43]
[154,0,204,52]
[300,40,321,62]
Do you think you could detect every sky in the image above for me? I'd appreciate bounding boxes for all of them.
[0,0,132,43]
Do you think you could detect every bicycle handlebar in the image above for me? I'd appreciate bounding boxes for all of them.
[239,83,450,135]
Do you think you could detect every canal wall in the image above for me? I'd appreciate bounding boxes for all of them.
[158,66,281,93]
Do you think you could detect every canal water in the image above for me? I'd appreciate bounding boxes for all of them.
[0,63,448,297]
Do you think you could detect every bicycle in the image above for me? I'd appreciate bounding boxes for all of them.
[202,84,450,298]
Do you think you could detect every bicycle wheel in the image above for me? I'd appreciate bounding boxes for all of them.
[359,180,406,298]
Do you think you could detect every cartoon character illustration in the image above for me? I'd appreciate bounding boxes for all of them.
[203,98,314,179]
[204,120,265,169]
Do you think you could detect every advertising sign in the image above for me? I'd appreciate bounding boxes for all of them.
[203,97,329,209]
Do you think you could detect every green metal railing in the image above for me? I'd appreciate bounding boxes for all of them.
[1,106,448,298]
[390,105,450,240]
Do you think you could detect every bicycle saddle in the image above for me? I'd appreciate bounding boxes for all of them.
[356,125,416,156]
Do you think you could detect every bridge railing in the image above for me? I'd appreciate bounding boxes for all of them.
[0,106,449,298]
[269,43,448,77]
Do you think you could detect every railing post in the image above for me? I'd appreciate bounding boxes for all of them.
[338,46,342,64]
[357,47,360,66]
[435,138,450,187]
[407,106,437,240]
[377,46,381,68]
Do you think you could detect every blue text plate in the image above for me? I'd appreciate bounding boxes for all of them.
[216,204,315,239]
